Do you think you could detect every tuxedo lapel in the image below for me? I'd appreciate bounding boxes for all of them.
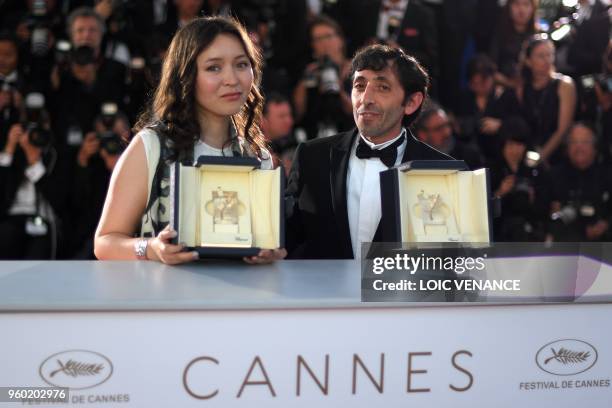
[400,130,421,163]
[330,131,357,255]
[374,130,419,243]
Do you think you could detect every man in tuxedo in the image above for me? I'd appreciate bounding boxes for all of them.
[286,44,451,259]
[328,0,439,81]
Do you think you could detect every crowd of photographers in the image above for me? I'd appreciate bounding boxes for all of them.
[0,0,610,259]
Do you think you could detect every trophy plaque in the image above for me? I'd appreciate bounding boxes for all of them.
[380,160,492,244]
[171,156,284,258]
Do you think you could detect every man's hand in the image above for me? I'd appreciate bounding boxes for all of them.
[480,117,501,134]
[4,124,23,154]
[77,132,101,167]
[495,175,515,197]
[243,248,287,265]
[18,130,42,165]
[100,148,120,171]
[586,220,609,240]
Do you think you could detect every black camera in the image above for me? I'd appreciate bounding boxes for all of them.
[24,92,52,148]
[581,74,612,93]
[304,56,340,95]
[70,45,96,66]
[26,0,52,57]
[100,102,118,129]
[54,40,72,68]
[97,131,123,155]
[25,122,52,148]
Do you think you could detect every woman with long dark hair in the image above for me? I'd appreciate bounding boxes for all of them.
[94,16,285,264]
[492,34,577,164]
[515,35,576,163]
[490,0,539,88]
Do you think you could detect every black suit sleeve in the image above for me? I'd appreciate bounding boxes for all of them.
[284,143,306,254]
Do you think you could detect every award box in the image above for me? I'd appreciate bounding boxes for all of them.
[170,156,284,258]
[380,160,492,244]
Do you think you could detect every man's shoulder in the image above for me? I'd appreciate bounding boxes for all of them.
[298,130,355,153]
[406,134,454,161]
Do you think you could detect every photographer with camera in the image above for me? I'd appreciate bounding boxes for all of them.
[233,0,308,96]
[69,104,127,259]
[50,42,125,152]
[565,0,610,78]
[599,43,612,159]
[261,93,299,175]
[2,0,67,92]
[292,15,353,140]
[0,93,68,259]
[415,102,484,171]
[490,116,550,241]
[155,0,206,38]
[50,7,126,137]
[0,34,26,143]
[548,122,612,242]
[124,31,172,125]
[577,41,612,159]
[455,54,506,161]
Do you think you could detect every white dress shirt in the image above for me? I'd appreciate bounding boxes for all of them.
[377,0,409,40]
[347,128,407,259]
[0,153,46,215]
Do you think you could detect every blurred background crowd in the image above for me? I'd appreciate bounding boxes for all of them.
[0,0,610,259]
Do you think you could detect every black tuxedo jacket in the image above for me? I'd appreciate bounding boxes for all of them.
[285,129,451,259]
[333,0,439,77]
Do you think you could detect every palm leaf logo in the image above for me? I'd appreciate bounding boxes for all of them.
[544,348,591,365]
[49,359,104,378]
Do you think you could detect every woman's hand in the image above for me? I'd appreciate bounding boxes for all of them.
[243,248,287,265]
[480,117,501,134]
[148,226,199,264]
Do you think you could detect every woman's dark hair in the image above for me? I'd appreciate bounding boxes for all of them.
[467,54,497,80]
[134,16,266,158]
[520,33,553,82]
[498,0,539,41]
[350,44,429,127]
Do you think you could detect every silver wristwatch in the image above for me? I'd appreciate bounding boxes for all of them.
[134,238,149,260]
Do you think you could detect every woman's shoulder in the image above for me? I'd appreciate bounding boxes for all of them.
[553,73,575,88]
[133,127,162,166]
[134,127,160,145]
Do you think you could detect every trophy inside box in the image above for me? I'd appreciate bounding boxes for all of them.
[173,157,282,253]
[398,168,490,243]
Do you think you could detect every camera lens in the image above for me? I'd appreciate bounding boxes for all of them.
[27,123,52,148]
[98,131,123,155]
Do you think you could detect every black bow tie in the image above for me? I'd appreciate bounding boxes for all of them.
[355,134,405,167]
